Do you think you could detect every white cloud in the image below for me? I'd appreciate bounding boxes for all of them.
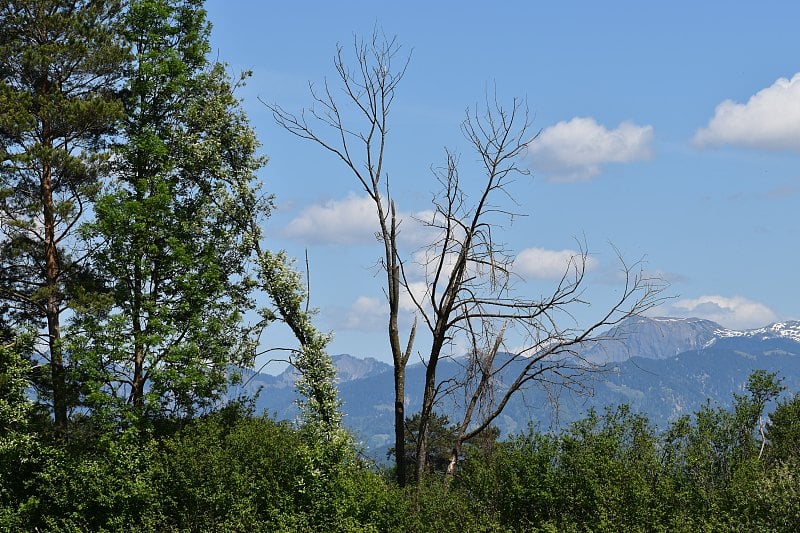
[398,281,426,313]
[396,209,443,248]
[514,247,598,280]
[333,295,387,331]
[282,194,438,246]
[329,292,425,332]
[693,73,800,150]
[282,193,377,245]
[670,295,778,330]
[408,248,459,279]
[528,117,653,182]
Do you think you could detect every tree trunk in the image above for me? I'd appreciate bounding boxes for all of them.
[445,439,462,480]
[131,343,145,408]
[42,155,67,432]
[131,254,145,408]
[388,258,413,486]
[415,325,447,481]
[394,367,406,485]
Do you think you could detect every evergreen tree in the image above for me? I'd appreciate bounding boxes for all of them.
[69,0,266,422]
[0,0,127,432]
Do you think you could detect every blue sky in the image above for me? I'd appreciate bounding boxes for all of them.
[205,1,800,367]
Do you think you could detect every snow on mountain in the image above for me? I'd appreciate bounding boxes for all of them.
[582,316,800,363]
[711,321,800,344]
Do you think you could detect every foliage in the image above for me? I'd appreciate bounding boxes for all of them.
[255,250,343,439]
[388,412,458,482]
[1,369,799,530]
[67,0,266,423]
[765,392,800,462]
[27,427,161,531]
[254,246,356,519]
[0,330,34,447]
[0,329,39,527]
[0,0,128,430]
[152,406,301,530]
[456,430,561,530]
[1,405,413,532]
[450,371,798,532]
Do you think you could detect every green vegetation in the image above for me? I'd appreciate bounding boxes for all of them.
[2,356,799,530]
[1,1,799,531]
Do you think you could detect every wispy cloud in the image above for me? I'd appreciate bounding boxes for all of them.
[282,194,437,246]
[514,247,598,280]
[327,292,424,332]
[693,73,800,150]
[669,295,779,330]
[527,117,653,182]
[327,295,387,332]
[282,193,377,245]
[401,280,430,313]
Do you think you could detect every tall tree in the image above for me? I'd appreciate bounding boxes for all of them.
[405,98,664,480]
[268,33,416,486]
[69,0,265,421]
[0,0,127,432]
[270,33,666,483]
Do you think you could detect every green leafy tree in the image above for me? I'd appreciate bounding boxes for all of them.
[253,247,353,507]
[254,249,342,439]
[69,0,265,422]
[555,406,664,530]
[0,329,37,523]
[735,369,784,460]
[456,430,561,530]
[765,392,800,462]
[655,370,786,529]
[0,329,34,443]
[0,0,127,432]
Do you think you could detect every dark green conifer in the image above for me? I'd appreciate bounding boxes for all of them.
[0,0,127,432]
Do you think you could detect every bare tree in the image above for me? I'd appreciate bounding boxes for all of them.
[402,98,666,480]
[268,33,667,485]
[266,32,416,486]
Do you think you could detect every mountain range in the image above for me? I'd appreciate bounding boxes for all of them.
[230,316,800,458]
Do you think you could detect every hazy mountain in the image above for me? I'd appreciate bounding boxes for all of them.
[581,316,723,363]
[231,353,391,423]
[241,317,800,458]
[331,354,390,382]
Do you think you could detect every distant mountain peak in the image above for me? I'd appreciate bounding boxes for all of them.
[583,315,722,363]
[712,320,800,344]
[239,315,800,458]
[583,316,800,363]
[331,354,391,382]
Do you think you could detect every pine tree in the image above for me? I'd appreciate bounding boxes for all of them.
[0,0,127,432]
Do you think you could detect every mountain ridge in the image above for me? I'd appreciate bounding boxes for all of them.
[236,317,800,456]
